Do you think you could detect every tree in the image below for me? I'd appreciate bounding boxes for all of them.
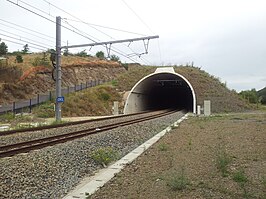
[22,44,29,54]
[239,89,258,104]
[96,51,105,60]
[110,54,120,62]
[0,42,8,56]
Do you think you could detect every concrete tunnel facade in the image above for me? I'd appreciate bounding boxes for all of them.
[124,67,196,114]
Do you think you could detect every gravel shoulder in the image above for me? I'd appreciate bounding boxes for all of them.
[0,111,184,199]
[90,112,266,199]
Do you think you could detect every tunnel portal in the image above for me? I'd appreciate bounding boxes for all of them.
[124,67,196,114]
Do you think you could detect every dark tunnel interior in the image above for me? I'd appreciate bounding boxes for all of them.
[126,73,194,113]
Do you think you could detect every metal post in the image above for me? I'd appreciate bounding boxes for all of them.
[37,94,40,104]
[29,99,32,113]
[55,16,62,121]
[12,102,15,116]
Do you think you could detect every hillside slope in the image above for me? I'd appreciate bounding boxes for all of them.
[258,87,266,104]
[115,65,250,113]
[0,55,126,104]
[0,57,251,115]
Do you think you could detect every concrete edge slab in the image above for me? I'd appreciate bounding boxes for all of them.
[63,113,189,199]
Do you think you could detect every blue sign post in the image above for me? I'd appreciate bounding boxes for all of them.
[56,96,65,103]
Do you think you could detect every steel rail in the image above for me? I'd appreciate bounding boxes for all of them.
[0,110,181,158]
[0,110,155,137]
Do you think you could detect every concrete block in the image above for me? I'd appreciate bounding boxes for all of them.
[204,100,211,116]
[112,101,119,115]
[197,105,201,115]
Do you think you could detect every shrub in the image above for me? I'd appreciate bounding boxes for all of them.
[16,54,23,63]
[166,168,190,191]
[216,149,231,177]
[32,53,50,67]
[110,54,120,62]
[99,92,110,101]
[95,51,105,60]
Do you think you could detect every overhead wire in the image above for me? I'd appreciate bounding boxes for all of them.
[0,29,54,48]
[0,18,56,41]
[18,0,56,18]
[6,0,152,64]
[0,21,55,45]
[121,0,155,35]
[5,0,97,43]
[0,33,50,49]
[42,0,151,64]
[121,0,161,64]
[0,38,47,51]
[63,18,150,64]
[65,18,147,37]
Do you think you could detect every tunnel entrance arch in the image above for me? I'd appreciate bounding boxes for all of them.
[124,67,196,114]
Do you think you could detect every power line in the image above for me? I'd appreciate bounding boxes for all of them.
[0,29,54,48]
[63,18,150,64]
[0,21,55,45]
[6,0,152,64]
[6,0,55,24]
[65,18,147,36]
[121,0,155,34]
[0,38,47,51]
[62,19,98,42]
[121,0,160,64]
[5,0,97,43]
[18,0,56,18]
[42,0,151,64]
[15,0,102,43]
[0,33,50,49]
[0,18,55,40]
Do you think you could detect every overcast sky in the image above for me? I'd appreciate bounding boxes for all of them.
[1,0,266,91]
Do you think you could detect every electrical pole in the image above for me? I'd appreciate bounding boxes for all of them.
[54,15,158,122]
[55,16,62,121]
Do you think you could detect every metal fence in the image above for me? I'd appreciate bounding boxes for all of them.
[0,79,107,115]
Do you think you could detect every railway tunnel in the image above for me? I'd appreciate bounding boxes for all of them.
[124,67,196,114]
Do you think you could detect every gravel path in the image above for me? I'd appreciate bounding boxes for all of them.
[0,111,184,199]
[0,111,163,146]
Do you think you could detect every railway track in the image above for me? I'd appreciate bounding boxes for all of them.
[0,110,152,137]
[0,109,181,158]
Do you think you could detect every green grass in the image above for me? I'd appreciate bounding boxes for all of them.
[110,79,118,87]
[158,143,169,151]
[216,149,232,177]
[0,112,14,122]
[232,169,248,184]
[33,101,54,118]
[91,147,118,167]
[166,167,190,191]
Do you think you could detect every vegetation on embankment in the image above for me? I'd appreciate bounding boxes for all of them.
[0,54,125,104]
[0,53,255,117]
[33,84,122,118]
[174,66,251,113]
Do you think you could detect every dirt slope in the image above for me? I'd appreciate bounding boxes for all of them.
[0,56,126,104]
